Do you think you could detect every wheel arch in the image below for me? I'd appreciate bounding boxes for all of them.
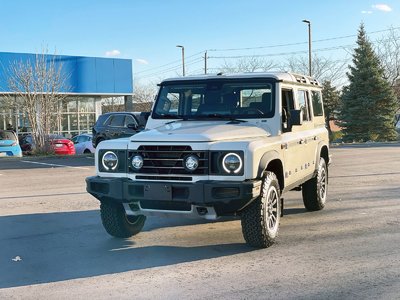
[258,151,284,191]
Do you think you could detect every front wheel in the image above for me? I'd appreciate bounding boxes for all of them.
[100,202,146,238]
[302,157,328,211]
[241,171,281,248]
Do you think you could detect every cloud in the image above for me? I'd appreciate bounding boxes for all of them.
[372,4,392,12]
[361,10,373,14]
[136,58,149,65]
[105,49,121,57]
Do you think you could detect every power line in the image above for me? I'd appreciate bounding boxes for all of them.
[207,26,400,52]
[209,44,354,59]
[134,50,205,75]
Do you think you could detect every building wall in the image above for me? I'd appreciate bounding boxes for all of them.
[0,52,133,95]
[0,51,134,136]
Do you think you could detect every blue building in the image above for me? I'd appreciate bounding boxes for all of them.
[0,51,133,136]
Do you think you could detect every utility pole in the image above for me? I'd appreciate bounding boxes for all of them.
[302,19,312,77]
[204,51,208,74]
[176,45,185,76]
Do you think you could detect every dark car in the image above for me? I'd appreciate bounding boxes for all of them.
[92,112,148,147]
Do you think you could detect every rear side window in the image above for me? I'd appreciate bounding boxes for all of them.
[311,91,324,116]
[297,90,311,122]
[109,115,125,127]
[124,115,137,127]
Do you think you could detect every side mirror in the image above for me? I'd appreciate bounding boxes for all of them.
[127,123,138,130]
[289,109,303,126]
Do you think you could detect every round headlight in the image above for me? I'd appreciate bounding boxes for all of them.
[184,155,199,172]
[102,151,118,171]
[222,153,242,174]
[131,155,144,170]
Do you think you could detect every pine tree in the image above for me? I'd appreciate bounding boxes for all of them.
[339,24,398,142]
[322,80,340,138]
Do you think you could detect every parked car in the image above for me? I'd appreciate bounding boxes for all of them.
[92,112,147,148]
[72,133,95,154]
[19,134,75,155]
[0,130,22,157]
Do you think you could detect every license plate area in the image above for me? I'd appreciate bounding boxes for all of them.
[144,184,172,201]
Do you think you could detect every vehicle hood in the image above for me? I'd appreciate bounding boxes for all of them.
[130,121,271,142]
[0,139,17,147]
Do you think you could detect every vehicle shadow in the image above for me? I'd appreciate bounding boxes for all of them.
[0,210,250,288]
[0,156,94,171]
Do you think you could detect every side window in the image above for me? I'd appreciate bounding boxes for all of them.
[109,115,125,127]
[297,90,311,122]
[311,91,324,116]
[282,89,294,132]
[124,115,137,127]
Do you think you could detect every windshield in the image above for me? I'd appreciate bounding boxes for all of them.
[153,79,275,120]
[0,131,16,141]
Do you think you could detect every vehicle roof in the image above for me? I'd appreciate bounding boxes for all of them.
[161,72,321,87]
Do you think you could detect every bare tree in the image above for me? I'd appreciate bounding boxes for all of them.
[101,97,125,113]
[218,56,278,73]
[375,27,400,100]
[284,54,350,87]
[133,82,157,111]
[6,49,69,153]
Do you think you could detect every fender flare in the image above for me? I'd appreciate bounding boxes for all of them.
[315,141,329,172]
[257,150,281,179]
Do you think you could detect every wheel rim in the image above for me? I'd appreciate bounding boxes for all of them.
[265,186,279,233]
[318,163,327,204]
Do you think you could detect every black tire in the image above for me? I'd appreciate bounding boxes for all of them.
[83,149,91,154]
[241,171,281,248]
[302,157,328,211]
[100,201,146,238]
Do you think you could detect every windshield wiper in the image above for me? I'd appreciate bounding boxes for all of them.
[201,114,247,123]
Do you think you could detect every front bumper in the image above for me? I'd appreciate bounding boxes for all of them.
[86,176,262,216]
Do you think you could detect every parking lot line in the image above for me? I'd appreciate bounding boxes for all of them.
[21,160,90,170]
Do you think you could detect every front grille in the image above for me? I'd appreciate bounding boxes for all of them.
[129,145,209,176]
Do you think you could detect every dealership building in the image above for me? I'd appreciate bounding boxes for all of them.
[0,51,133,136]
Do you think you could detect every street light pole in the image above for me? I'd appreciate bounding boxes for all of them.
[302,19,312,77]
[176,45,185,76]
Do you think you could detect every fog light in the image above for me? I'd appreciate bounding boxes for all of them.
[131,155,144,170]
[184,155,199,171]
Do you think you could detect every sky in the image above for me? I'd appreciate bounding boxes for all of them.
[1,0,399,85]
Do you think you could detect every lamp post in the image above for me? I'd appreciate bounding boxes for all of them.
[176,45,185,76]
[302,19,312,77]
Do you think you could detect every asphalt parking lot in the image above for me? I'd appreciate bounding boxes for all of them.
[1,145,400,299]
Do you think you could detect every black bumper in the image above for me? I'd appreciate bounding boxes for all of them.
[86,176,262,215]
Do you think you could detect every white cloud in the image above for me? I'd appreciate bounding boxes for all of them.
[105,49,121,57]
[361,10,373,14]
[136,58,149,65]
[372,4,392,12]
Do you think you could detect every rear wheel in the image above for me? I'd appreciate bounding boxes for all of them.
[241,171,281,248]
[302,157,328,211]
[100,202,146,238]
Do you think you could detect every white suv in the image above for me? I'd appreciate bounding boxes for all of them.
[86,72,330,248]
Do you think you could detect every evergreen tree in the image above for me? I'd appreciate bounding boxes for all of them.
[339,24,398,142]
[322,80,340,137]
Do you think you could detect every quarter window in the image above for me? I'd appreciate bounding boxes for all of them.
[297,90,311,122]
[311,91,324,116]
